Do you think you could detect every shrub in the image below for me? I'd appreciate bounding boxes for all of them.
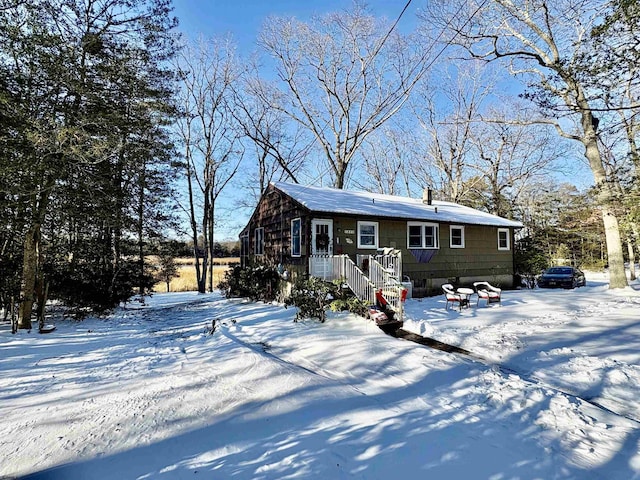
[219,264,280,302]
[47,259,155,313]
[284,276,338,322]
[328,296,369,317]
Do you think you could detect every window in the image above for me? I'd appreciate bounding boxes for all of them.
[450,225,465,248]
[357,221,378,249]
[291,218,301,257]
[254,227,264,255]
[408,224,423,248]
[497,228,510,250]
[240,233,249,267]
[407,222,439,249]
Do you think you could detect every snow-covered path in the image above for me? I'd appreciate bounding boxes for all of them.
[1,288,639,479]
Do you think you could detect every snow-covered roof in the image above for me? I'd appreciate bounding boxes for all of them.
[272,181,523,228]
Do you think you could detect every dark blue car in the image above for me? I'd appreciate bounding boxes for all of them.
[537,266,586,289]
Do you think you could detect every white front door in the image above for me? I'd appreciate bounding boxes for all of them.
[310,219,333,279]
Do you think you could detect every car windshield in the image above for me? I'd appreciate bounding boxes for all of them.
[547,267,573,274]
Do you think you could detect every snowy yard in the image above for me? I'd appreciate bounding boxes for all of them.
[1,272,639,479]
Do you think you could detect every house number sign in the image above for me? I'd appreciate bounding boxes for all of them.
[344,229,355,234]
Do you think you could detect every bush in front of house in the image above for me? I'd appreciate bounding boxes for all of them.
[328,295,369,317]
[284,277,369,322]
[219,264,280,302]
[284,276,339,323]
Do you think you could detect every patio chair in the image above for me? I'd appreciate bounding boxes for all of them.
[473,281,502,306]
[442,283,468,311]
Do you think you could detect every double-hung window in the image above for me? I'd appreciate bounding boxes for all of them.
[357,221,378,249]
[497,228,510,251]
[254,227,264,255]
[407,222,439,249]
[291,218,301,257]
[450,225,465,248]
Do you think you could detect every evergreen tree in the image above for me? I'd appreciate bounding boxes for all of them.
[0,0,179,325]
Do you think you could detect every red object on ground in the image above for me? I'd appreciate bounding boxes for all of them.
[375,289,388,307]
[368,308,388,323]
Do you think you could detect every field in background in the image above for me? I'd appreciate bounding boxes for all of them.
[152,257,239,293]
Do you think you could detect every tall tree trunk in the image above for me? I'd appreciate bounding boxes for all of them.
[627,237,636,281]
[113,147,125,293]
[18,175,52,329]
[184,139,205,293]
[207,203,215,292]
[18,224,40,329]
[11,296,17,334]
[334,165,346,189]
[137,158,147,296]
[199,191,210,294]
[36,282,49,331]
[601,207,627,288]
[582,111,627,289]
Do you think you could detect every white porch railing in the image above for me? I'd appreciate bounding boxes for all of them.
[309,254,376,305]
[341,255,376,306]
[309,251,404,321]
[308,254,338,281]
[369,256,404,319]
[373,249,402,281]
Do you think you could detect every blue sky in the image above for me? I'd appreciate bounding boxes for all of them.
[169,1,424,240]
[171,0,420,52]
[167,1,592,242]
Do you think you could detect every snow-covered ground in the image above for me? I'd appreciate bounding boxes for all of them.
[1,272,639,479]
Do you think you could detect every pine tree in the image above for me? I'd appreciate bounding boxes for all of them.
[0,0,179,325]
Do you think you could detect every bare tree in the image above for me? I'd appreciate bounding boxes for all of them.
[176,37,242,293]
[468,108,569,217]
[422,0,629,288]
[258,3,430,188]
[355,125,414,196]
[410,60,495,203]
[231,64,312,203]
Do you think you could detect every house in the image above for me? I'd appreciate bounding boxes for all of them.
[239,181,523,298]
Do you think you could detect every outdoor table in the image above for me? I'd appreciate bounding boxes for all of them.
[456,287,474,308]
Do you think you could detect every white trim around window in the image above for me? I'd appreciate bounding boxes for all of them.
[357,221,379,249]
[497,228,510,251]
[407,222,440,249]
[254,227,265,255]
[450,225,465,248]
[291,218,301,257]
